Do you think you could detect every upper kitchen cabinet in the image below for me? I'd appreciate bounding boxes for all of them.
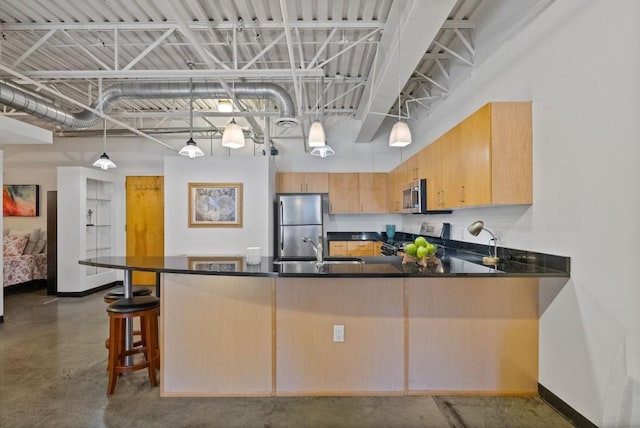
[328,173,387,214]
[423,138,444,210]
[440,102,532,209]
[328,173,359,213]
[358,173,387,214]
[277,173,328,193]
[404,153,421,184]
[386,165,403,214]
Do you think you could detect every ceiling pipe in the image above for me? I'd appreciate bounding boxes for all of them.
[0,80,297,130]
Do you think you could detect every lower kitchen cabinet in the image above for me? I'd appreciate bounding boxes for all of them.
[328,240,382,257]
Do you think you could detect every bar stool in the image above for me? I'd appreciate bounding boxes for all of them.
[103,287,152,350]
[106,296,160,395]
[103,286,152,304]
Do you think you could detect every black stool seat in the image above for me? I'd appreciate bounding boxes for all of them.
[107,296,160,314]
[104,286,151,301]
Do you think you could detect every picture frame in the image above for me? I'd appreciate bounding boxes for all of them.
[188,182,243,228]
[188,256,243,272]
[3,184,40,217]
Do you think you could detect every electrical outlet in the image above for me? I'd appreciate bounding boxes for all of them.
[333,325,345,342]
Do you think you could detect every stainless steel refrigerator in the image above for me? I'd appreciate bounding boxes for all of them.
[275,194,323,258]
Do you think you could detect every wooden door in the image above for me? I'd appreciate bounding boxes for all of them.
[328,173,359,213]
[303,173,329,193]
[358,173,387,213]
[459,103,492,206]
[126,176,164,285]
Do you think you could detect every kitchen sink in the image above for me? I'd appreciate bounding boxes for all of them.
[273,257,364,265]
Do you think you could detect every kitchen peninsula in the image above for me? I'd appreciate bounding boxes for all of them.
[81,251,569,397]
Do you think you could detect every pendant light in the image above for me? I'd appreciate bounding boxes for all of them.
[389,26,412,148]
[221,79,245,149]
[308,120,326,147]
[310,145,335,158]
[179,78,205,158]
[309,72,335,157]
[92,117,117,170]
[308,70,326,147]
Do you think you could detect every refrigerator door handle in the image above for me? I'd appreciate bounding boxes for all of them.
[280,201,284,251]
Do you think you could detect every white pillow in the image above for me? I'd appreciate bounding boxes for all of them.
[13,228,41,255]
[34,239,47,254]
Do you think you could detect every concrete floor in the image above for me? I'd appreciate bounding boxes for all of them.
[0,286,575,428]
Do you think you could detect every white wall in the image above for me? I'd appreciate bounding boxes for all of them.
[402,1,640,424]
[164,156,273,257]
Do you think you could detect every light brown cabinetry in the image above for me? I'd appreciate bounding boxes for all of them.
[386,164,404,213]
[358,173,387,214]
[328,173,360,213]
[423,139,443,210]
[328,240,382,257]
[432,102,532,209]
[277,173,328,193]
[328,173,387,214]
[405,153,421,183]
[328,241,348,256]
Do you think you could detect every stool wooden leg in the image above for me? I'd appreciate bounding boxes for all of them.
[143,312,158,386]
[107,316,121,395]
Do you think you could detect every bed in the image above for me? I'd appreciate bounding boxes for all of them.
[3,229,47,288]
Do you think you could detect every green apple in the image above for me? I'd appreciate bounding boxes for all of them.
[404,243,418,256]
[426,243,436,256]
[414,236,428,247]
[416,246,429,259]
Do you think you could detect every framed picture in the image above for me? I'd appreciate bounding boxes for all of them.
[188,256,243,272]
[3,184,40,217]
[188,182,243,227]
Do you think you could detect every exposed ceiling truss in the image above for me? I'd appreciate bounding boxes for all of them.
[0,0,504,149]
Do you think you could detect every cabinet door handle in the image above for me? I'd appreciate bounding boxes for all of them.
[440,190,444,206]
[460,185,465,203]
[305,183,309,192]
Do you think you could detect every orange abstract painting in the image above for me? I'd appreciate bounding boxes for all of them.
[3,185,40,217]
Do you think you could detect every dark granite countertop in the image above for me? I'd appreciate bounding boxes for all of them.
[80,246,569,278]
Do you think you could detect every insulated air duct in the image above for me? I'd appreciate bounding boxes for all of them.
[0,81,297,129]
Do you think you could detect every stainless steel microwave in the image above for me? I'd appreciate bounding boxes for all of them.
[402,179,427,214]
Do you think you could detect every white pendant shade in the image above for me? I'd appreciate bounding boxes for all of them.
[179,138,205,158]
[92,153,117,170]
[389,120,412,147]
[93,118,116,169]
[310,145,335,158]
[221,119,245,149]
[308,120,326,147]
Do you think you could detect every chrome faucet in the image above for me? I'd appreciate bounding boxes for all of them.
[302,236,324,265]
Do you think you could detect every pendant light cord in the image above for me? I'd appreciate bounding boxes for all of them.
[189,78,194,139]
[103,117,107,151]
[397,26,401,120]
